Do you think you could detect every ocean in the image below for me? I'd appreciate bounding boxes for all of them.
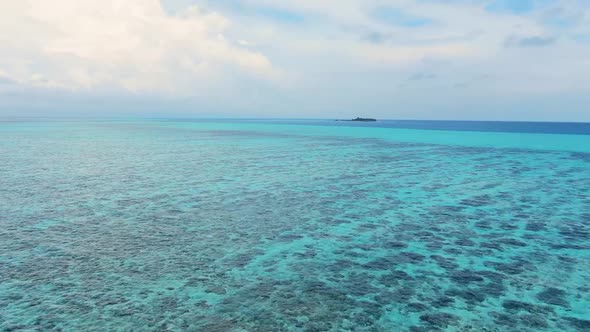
[1,119,589,331]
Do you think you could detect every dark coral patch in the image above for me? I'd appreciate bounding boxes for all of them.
[500,223,519,230]
[455,238,476,247]
[277,234,304,242]
[446,288,486,304]
[344,281,380,297]
[363,257,397,270]
[550,243,590,250]
[559,225,590,240]
[406,302,429,312]
[382,241,408,249]
[478,282,506,297]
[525,222,546,231]
[460,195,492,207]
[478,270,505,283]
[536,287,570,307]
[443,248,463,255]
[397,252,426,264]
[488,311,518,326]
[328,259,359,273]
[378,270,413,287]
[204,285,227,295]
[501,300,553,314]
[431,296,454,308]
[393,287,416,301]
[497,238,527,247]
[409,326,442,332]
[484,261,527,275]
[475,221,492,229]
[430,255,459,270]
[564,317,590,331]
[480,242,503,251]
[376,286,416,304]
[449,270,485,283]
[419,312,459,328]
[519,314,548,329]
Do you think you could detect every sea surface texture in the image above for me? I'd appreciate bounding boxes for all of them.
[1,120,589,331]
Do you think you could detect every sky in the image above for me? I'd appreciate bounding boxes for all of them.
[0,0,589,121]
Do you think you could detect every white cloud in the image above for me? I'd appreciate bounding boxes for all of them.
[0,0,276,93]
[219,0,589,89]
[1,0,590,120]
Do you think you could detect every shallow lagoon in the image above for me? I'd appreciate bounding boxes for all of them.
[1,120,589,331]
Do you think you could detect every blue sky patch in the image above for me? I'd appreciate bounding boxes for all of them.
[254,7,304,23]
[573,34,590,44]
[485,0,556,14]
[186,0,305,24]
[486,0,534,14]
[373,6,434,27]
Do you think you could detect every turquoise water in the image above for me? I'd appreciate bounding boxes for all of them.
[1,120,589,331]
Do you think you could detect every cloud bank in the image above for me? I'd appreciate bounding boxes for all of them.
[1,0,589,120]
[0,0,275,93]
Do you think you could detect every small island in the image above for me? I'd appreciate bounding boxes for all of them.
[337,117,377,122]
